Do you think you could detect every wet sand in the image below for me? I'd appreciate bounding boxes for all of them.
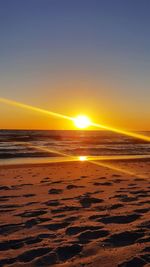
[0,160,150,267]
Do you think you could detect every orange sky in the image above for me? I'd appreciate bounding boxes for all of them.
[0,1,150,130]
[0,97,149,131]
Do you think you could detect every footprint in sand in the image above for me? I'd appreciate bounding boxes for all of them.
[109,203,124,210]
[0,186,10,190]
[66,225,103,235]
[56,244,82,261]
[118,256,146,267]
[35,252,57,266]
[48,188,63,194]
[113,194,138,203]
[16,209,47,218]
[95,182,112,186]
[66,184,85,189]
[42,221,70,231]
[18,247,52,263]
[103,230,144,247]
[51,205,81,214]
[99,214,141,224]
[78,229,109,244]
[0,233,53,252]
[79,195,103,208]
[40,177,50,183]
[0,223,23,235]
[44,199,60,206]
[134,208,150,214]
[22,193,36,197]
[25,217,50,228]
[137,220,150,230]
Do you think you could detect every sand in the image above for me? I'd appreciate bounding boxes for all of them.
[0,159,150,267]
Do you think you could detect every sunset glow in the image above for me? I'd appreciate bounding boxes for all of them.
[1,97,150,142]
[1,2,150,266]
[79,156,88,161]
[74,115,91,129]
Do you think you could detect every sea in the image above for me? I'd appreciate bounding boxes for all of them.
[0,130,150,165]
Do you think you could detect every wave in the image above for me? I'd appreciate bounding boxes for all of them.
[0,130,150,160]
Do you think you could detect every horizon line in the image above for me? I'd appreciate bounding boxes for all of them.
[0,128,150,132]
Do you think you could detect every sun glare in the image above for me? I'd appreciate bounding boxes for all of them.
[74,115,91,129]
[79,156,87,161]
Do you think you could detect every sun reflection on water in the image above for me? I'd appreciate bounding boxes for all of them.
[78,156,88,161]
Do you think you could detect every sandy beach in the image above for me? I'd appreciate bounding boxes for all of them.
[0,159,150,267]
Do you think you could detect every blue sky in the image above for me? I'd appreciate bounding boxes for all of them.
[0,0,150,129]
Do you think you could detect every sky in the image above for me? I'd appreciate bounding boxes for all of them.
[0,0,150,130]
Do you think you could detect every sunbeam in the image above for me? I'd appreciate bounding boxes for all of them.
[1,97,150,142]
[90,160,148,179]
[23,142,148,179]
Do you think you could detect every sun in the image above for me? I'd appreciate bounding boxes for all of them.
[74,115,91,129]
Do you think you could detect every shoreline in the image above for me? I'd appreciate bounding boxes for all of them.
[1,154,150,169]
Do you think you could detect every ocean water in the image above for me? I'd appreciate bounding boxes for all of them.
[0,130,150,165]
